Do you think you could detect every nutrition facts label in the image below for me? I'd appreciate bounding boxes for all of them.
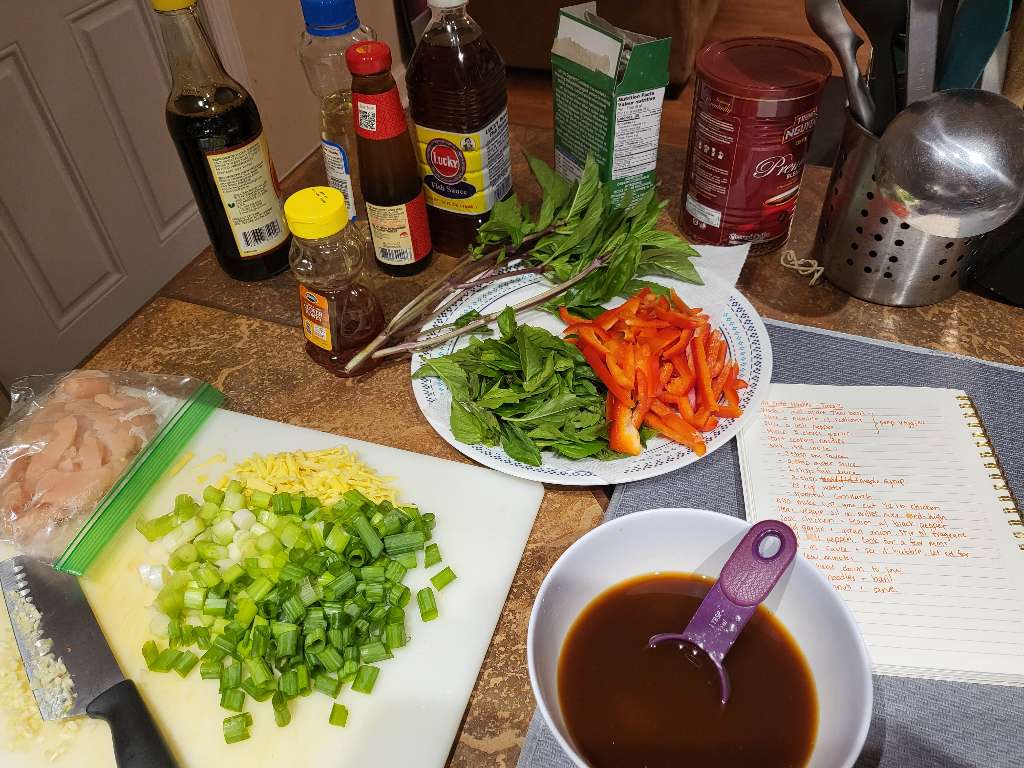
[612,88,665,180]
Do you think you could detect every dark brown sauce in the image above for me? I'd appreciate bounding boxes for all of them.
[558,572,817,768]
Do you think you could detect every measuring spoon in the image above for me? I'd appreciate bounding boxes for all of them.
[649,519,798,706]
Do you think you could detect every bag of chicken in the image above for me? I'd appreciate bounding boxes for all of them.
[0,371,222,574]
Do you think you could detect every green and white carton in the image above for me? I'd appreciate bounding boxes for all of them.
[551,2,671,206]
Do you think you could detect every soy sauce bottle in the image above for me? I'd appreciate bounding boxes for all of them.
[346,41,432,277]
[152,0,290,281]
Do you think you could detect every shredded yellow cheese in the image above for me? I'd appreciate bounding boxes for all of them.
[231,447,396,505]
[167,451,194,477]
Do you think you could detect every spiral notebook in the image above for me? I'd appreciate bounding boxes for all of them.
[738,384,1024,685]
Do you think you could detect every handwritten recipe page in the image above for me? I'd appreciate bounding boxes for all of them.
[738,384,1024,684]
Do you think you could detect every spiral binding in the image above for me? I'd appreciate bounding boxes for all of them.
[958,395,1024,550]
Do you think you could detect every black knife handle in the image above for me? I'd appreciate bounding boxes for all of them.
[86,680,179,768]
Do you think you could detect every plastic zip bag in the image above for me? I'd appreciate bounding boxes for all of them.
[0,371,222,574]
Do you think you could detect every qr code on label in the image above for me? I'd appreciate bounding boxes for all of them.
[358,102,377,132]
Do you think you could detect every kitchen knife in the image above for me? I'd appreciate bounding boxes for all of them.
[0,555,178,768]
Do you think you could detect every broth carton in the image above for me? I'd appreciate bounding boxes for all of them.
[550,2,671,206]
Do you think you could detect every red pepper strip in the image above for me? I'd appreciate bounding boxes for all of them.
[712,360,735,400]
[669,356,695,393]
[693,406,711,429]
[670,289,692,314]
[558,306,586,325]
[594,296,641,331]
[717,404,743,418]
[661,328,693,358]
[645,330,680,355]
[703,415,720,431]
[606,392,616,422]
[659,363,674,389]
[579,345,633,406]
[723,386,740,408]
[654,307,705,329]
[632,360,652,430]
[610,399,643,456]
[691,335,717,413]
[661,409,708,453]
[647,353,663,399]
[645,412,707,455]
[624,318,670,329]
[605,354,635,391]
[735,378,749,390]
[577,325,612,355]
[675,395,704,429]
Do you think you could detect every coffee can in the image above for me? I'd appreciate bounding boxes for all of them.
[679,37,831,254]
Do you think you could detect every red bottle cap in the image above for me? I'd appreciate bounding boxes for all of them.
[696,37,831,101]
[346,41,392,76]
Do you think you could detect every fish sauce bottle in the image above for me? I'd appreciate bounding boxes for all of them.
[406,0,513,255]
[152,0,290,281]
[284,187,384,376]
[346,42,432,276]
[297,0,376,226]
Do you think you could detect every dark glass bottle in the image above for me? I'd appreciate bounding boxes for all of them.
[406,0,512,256]
[346,41,432,277]
[153,0,290,281]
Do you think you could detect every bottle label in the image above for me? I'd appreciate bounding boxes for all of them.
[414,109,513,216]
[299,285,333,351]
[321,140,356,221]
[204,133,289,258]
[352,87,407,141]
[366,192,431,265]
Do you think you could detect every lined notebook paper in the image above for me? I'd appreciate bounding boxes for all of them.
[738,384,1024,685]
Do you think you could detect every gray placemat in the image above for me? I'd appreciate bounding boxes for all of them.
[519,319,1024,768]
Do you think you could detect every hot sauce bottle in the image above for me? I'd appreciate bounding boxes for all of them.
[345,41,433,277]
[284,187,384,376]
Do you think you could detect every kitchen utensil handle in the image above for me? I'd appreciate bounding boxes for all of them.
[87,680,179,768]
[834,28,876,130]
[868,37,899,134]
[906,0,941,103]
[717,520,798,606]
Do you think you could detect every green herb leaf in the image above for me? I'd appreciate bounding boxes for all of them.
[621,279,671,298]
[637,248,704,285]
[525,153,572,210]
[450,400,486,443]
[497,305,517,340]
[453,309,482,328]
[566,155,601,221]
[500,423,543,466]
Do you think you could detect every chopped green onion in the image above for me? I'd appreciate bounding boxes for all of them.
[150,648,182,673]
[220,688,245,712]
[272,691,290,727]
[183,588,207,611]
[249,489,272,509]
[278,669,299,698]
[142,640,160,669]
[203,485,226,505]
[352,664,379,694]
[277,628,299,658]
[383,531,426,556]
[220,661,241,692]
[430,567,457,591]
[424,543,441,568]
[385,622,407,649]
[314,673,342,699]
[271,493,292,513]
[318,646,344,672]
[200,657,223,679]
[352,514,384,560]
[222,713,251,744]
[328,703,349,727]
[174,650,199,678]
[417,588,438,622]
[324,525,351,554]
[359,641,391,664]
[395,552,418,569]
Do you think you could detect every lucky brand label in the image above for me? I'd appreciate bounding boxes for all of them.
[414,109,513,216]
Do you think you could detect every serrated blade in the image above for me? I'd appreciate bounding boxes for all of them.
[0,555,124,720]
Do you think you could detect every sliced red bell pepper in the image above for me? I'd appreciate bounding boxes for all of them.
[606,353,634,391]
[691,335,717,413]
[610,399,643,456]
[669,289,692,314]
[558,306,586,325]
[579,345,633,406]
[654,307,704,330]
[661,328,693,358]
[717,404,743,418]
[659,363,674,389]
[576,325,612,355]
[645,412,707,455]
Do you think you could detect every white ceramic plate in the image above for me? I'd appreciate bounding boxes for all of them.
[407,274,770,483]
[527,508,873,768]
[411,272,772,485]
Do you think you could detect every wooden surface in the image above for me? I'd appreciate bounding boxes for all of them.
[84,3,1024,765]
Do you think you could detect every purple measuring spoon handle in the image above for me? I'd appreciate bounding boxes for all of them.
[681,520,798,664]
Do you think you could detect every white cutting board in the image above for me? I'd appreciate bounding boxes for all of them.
[0,408,544,768]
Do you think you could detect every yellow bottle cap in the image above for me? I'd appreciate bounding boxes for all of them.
[284,187,349,240]
[150,0,197,11]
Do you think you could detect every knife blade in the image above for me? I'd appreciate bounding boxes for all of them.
[0,555,178,767]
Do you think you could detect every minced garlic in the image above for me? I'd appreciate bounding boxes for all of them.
[231,447,396,505]
[0,593,79,761]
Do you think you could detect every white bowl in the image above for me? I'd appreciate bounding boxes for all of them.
[527,507,873,768]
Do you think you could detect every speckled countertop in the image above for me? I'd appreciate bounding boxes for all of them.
[87,122,1024,768]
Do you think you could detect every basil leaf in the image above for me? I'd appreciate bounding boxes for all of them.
[412,358,470,399]
[450,400,486,444]
[497,306,517,340]
[566,155,601,221]
[552,441,607,459]
[637,248,704,285]
[505,392,582,423]
[453,309,481,328]
[500,423,543,466]
[525,153,571,210]
[621,279,671,298]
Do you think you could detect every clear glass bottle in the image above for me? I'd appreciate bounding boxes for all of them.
[152,0,290,281]
[298,0,376,226]
[284,187,384,376]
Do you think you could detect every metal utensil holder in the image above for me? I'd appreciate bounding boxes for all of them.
[815,111,978,306]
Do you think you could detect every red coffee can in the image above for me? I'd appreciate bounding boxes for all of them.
[679,37,831,254]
